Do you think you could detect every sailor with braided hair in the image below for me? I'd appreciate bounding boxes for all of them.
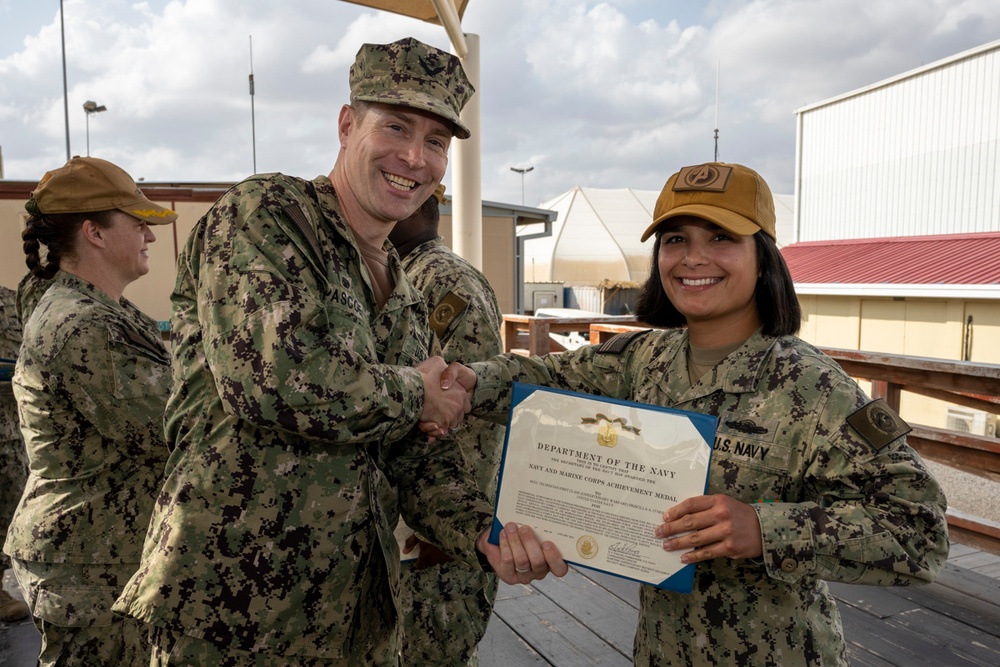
[4,156,175,666]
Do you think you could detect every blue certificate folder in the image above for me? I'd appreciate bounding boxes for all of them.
[0,358,15,383]
[489,382,717,593]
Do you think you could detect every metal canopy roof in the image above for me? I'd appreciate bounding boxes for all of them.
[338,0,469,23]
[782,233,1000,286]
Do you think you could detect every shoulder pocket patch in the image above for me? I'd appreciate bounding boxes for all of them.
[847,398,911,451]
[429,291,468,338]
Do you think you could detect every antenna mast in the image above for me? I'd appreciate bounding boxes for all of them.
[713,60,720,162]
[249,36,257,173]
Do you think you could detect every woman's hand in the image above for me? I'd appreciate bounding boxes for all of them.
[655,494,763,563]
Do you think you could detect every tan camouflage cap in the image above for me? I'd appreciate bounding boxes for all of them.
[26,156,177,225]
[641,162,776,242]
[350,37,474,139]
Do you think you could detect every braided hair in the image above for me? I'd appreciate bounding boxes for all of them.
[21,206,116,280]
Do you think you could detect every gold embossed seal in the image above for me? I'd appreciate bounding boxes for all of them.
[576,535,599,560]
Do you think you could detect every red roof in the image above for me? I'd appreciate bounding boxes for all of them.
[780,232,1000,285]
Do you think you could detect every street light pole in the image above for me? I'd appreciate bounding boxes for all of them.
[83,101,107,156]
[510,166,534,205]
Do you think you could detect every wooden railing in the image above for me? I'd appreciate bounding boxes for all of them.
[507,316,1000,555]
[502,314,639,357]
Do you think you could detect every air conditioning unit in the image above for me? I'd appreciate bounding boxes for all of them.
[945,407,997,437]
[523,282,564,314]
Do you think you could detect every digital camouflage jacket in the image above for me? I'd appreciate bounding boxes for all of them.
[0,284,27,562]
[400,237,505,498]
[113,174,493,663]
[4,271,170,565]
[468,328,948,667]
[397,237,505,666]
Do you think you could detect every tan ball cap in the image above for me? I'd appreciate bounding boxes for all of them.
[26,156,177,225]
[641,162,775,242]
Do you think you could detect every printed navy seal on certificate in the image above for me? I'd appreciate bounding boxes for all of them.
[489,382,717,593]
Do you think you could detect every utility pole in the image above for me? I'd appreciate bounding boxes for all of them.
[714,61,720,162]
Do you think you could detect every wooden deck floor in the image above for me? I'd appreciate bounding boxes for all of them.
[479,543,1000,666]
[3,545,1000,665]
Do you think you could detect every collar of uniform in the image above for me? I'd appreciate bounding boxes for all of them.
[313,174,355,244]
[712,328,779,394]
[652,327,776,398]
[54,269,127,310]
[383,241,425,314]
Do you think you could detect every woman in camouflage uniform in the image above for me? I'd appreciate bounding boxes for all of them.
[2,157,175,666]
[453,162,949,666]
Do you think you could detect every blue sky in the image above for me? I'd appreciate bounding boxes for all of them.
[1,0,998,205]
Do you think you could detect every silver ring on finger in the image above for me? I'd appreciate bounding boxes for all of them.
[515,567,531,574]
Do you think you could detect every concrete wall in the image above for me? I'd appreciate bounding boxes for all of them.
[798,294,1000,431]
[439,213,516,314]
[0,193,519,321]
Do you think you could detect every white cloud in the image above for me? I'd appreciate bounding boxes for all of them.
[0,0,997,203]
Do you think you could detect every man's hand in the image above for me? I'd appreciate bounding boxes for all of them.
[476,522,568,584]
[416,357,469,438]
[655,494,763,564]
[419,360,478,438]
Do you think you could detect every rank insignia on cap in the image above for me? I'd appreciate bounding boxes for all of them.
[429,291,468,338]
[419,54,445,77]
[847,398,911,451]
[674,164,734,192]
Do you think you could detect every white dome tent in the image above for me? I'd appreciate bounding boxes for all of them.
[521,187,657,285]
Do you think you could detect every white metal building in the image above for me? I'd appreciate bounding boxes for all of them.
[788,38,1000,437]
[794,38,1000,243]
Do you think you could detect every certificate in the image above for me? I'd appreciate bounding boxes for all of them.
[489,382,716,593]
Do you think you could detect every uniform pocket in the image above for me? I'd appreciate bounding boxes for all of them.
[107,329,170,402]
[709,449,790,503]
[33,584,118,627]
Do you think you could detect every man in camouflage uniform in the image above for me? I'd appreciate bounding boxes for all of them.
[0,284,30,623]
[114,38,564,666]
[443,162,948,666]
[389,186,505,666]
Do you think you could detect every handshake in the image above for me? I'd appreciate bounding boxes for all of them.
[415,356,478,440]
[412,356,569,583]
